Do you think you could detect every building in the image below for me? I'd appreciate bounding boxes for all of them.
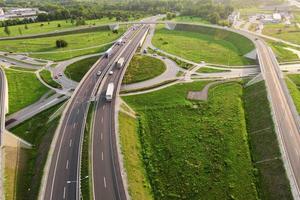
[0,7,47,21]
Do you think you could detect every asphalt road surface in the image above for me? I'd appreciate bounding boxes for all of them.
[0,67,6,145]
[42,26,140,200]
[257,39,300,198]
[91,25,149,200]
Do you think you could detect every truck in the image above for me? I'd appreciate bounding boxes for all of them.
[116,57,125,69]
[104,47,113,58]
[116,38,123,45]
[105,83,114,101]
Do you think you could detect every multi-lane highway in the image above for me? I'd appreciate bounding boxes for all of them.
[91,25,149,200]
[41,24,148,200]
[256,39,300,198]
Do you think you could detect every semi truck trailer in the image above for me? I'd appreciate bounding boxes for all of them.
[106,83,114,101]
[116,57,125,68]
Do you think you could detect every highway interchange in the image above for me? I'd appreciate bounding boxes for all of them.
[1,15,300,200]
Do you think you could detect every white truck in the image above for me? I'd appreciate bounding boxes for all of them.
[104,47,113,58]
[105,83,114,101]
[116,57,125,69]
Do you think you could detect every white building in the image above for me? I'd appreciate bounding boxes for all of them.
[0,7,47,21]
[0,8,5,21]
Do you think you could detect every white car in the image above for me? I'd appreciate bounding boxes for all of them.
[96,71,102,76]
[109,70,114,75]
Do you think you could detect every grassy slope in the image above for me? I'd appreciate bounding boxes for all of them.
[11,104,62,200]
[0,18,116,37]
[243,81,292,200]
[285,75,300,113]
[39,69,62,88]
[119,112,153,200]
[124,81,258,199]
[196,67,230,73]
[65,56,99,82]
[267,41,299,62]
[5,68,49,114]
[152,25,255,66]
[0,30,123,61]
[171,16,210,24]
[263,23,300,45]
[123,55,166,84]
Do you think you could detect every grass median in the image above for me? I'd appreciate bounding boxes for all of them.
[123,55,166,84]
[123,81,258,199]
[65,56,99,82]
[39,69,62,89]
[5,68,50,114]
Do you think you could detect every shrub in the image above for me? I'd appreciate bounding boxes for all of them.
[56,39,68,48]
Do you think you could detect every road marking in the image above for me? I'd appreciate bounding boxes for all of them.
[101,117,103,123]
[66,160,69,169]
[63,186,66,199]
[73,123,76,129]
[77,109,79,114]
[103,177,107,188]
[101,133,103,141]
[103,106,105,110]
[102,152,104,160]
[69,139,72,147]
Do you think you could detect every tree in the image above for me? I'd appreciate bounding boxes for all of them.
[18,27,22,35]
[57,23,61,27]
[56,40,68,48]
[4,26,10,36]
[24,24,28,29]
[208,12,220,24]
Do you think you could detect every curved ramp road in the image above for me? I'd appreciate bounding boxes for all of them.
[0,67,7,145]
[256,39,300,198]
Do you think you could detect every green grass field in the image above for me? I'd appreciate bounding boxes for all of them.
[65,56,99,82]
[285,75,300,113]
[196,67,231,73]
[39,69,62,88]
[10,104,63,200]
[124,81,258,199]
[0,30,123,61]
[267,41,300,62]
[119,111,153,200]
[152,25,255,66]
[243,81,292,200]
[123,55,166,84]
[171,16,210,24]
[5,68,49,114]
[263,23,300,45]
[0,18,117,37]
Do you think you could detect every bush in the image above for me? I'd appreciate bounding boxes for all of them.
[56,39,68,48]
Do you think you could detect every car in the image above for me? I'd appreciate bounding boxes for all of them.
[11,62,16,65]
[54,76,58,79]
[109,70,114,75]
[254,38,258,41]
[58,73,63,77]
[162,57,166,59]
[153,54,157,57]
[96,70,102,76]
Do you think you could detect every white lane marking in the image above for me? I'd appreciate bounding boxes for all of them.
[102,106,105,110]
[101,117,103,123]
[73,123,76,129]
[63,186,66,199]
[66,160,69,169]
[69,139,72,147]
[102,152,104,161]
[101,133,103,141]
[103,177,107,188]
[77,109,79,114]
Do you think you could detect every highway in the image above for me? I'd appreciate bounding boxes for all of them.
[91,25,149,200]
[256,39,300,198]
[0,67,7,145]
[41,26,141,200]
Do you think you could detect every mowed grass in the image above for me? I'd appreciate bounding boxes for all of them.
[123,55,166,84]
[5,68,49,114]
[196,67,231,73]
[263,23,300,45]
[0,18,116,37]
[171,16,210,24]
[10,104,63,200]
[0,30,124,61]
[267,41,299,62]
[119,111,153,200]
[243,81,292,200]
[152,25,255,66]
[65,56,99,82]
[39,69,62,88]
[285,74,300,113]
[124,81,258,199]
